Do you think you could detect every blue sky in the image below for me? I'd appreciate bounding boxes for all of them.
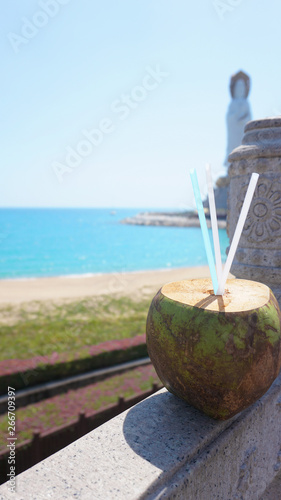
[1,0,281,208]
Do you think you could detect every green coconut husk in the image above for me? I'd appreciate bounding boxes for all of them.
[146,278,281,420]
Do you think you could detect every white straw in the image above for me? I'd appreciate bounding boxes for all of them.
[216,172,259,295]
[206,163,222,286]
[190,169,218,293]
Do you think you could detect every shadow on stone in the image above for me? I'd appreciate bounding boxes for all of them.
[122,389,234,472]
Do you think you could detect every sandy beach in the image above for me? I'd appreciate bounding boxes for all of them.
[0,266,213,305]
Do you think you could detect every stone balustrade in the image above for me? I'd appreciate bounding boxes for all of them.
[227,117,281,307]
[1,375,281,499]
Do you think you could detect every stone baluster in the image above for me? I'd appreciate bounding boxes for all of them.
[227,117,281,306]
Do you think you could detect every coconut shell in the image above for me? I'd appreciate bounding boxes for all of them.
[146,278,281,420]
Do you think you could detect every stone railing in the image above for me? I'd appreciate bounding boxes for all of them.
[1,375,281,499]
[227,117,281,307]
[0,384,160,483]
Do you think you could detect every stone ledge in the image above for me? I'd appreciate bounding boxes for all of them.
[1,373,281,499]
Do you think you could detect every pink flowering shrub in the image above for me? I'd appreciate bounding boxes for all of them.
[0,364,161,449]
[0,334,147,393]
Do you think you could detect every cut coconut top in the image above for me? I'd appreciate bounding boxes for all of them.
[161,278,271,313]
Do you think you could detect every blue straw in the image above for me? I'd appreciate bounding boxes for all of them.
[190,169,218,294]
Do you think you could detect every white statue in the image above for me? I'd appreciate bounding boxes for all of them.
[224,71,252,166]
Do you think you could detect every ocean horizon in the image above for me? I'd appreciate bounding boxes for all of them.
[0,208,229,280]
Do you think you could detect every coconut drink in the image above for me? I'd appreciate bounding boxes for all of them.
[146,168,281,419]
[146,277,281,420]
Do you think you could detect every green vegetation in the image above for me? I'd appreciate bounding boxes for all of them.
[0,365,160,448]
[0,295,151,361]
[0,337,148,392]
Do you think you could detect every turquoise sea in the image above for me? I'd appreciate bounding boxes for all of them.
[0,209,229,279]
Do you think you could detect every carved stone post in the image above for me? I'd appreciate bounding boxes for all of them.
[227,117,281,306]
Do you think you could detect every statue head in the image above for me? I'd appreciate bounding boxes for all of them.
[230,70,250,99]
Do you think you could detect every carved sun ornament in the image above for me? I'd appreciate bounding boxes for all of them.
[237,179,281,242]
